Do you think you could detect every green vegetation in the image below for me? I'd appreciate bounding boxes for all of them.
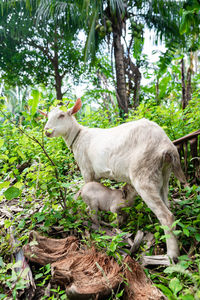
[0,88,200,299]
[0,0,200,299]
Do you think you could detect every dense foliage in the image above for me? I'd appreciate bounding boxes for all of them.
[0,0,200,299]
[0,79,200,298]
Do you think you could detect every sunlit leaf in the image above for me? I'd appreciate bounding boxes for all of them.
[3,186,21,200]
[169,277,182,295]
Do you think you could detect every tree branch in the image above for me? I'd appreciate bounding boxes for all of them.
[27,39,54,64]
[0,109,67,210]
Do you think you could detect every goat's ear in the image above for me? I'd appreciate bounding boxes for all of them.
[69,98,82,115]
[38,109,48,117]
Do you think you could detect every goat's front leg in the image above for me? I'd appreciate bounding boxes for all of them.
[110,205,124,226]
[82,169,95,183]
[87,205,99,225]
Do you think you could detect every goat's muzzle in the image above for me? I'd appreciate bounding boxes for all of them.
[45,129,54,137]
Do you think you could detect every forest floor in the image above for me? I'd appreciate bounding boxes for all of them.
[0,181,200,299]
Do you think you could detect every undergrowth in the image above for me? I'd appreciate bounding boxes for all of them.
[0,96,200,299]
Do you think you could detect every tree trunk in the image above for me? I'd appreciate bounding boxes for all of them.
[55,70,63,101]
[124,57,141,109]
[156,76,159,104]
[186,52,193,105]
[186,66,192,105]
[113,27,128,117]
[181,58,187,110]
[53,27,63,102]
[133,64,141,108]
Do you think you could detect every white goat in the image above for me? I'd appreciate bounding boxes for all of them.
[75,182,136,225]
[40,98,186,261]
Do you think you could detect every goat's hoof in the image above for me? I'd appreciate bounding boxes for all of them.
[167,251,179,264]
[168,255,179,264]
[173,256,178,264]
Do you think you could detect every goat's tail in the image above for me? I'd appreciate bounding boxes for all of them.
[163,148,187,184]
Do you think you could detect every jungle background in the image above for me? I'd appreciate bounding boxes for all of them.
[0,0,200,299]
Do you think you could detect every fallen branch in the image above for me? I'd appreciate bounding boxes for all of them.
[141,255,171,266]
[130,230,144,254]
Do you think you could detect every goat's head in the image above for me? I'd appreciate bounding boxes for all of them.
[122,184,136,201]
[39,98,82,138]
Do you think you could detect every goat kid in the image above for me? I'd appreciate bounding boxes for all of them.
[74,182,136,225]
[40,98,186,261]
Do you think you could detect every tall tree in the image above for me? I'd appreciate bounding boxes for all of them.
[155,0,200,109]
[180,0,200,108]
[0,1,84,100]
[39,0,185,116]
[1,0,187,114]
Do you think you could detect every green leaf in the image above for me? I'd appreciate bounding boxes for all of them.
[30,89,40,115]
[109,241,117,252]
[9,157,17,163]
[169,277,182,296]
[13,261,22,269]
[160,234,171,240]
[3,186,21,200]
[116,289,124,297]
[0,257,5,268]
[172,219,181,228]
[164,264,187,274]
[154,284,174,298]
[180,16,187,34]
[29,240,39,247]
[183,228,190,237]
[35,273,43,280]
[0,181,10,190]
[160,225,170,231]
[4,219,12,229]
[180,295,194,300]
[154,232,160,239]
[17,150,26,160]
[195,233,200,242]
[0,138,4,148]
[0,154,9,160]
[60,106,68,112]
[173,230,182,236]
[36,214,45,222]
[18,219,26,229]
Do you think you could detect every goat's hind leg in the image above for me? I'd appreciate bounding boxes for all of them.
[133,181,179,261]
[160,167,171,207]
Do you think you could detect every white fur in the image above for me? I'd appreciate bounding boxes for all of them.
[75,182,136,225]
[44,100,186,260]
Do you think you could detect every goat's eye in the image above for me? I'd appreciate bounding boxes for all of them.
[58,113,65,119]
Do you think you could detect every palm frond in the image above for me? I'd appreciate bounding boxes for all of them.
[110,0,125,15]
[83,10,98,61]
[36,0,83,29]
